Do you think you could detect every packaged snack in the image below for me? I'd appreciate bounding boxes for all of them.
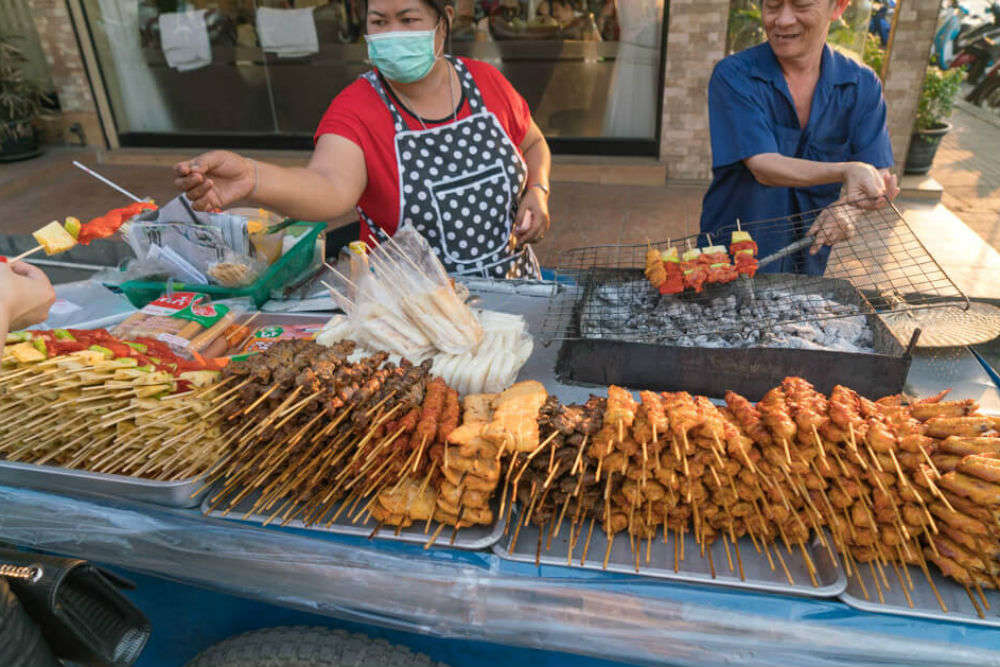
[239,323,325,355]
[111,293,240,358]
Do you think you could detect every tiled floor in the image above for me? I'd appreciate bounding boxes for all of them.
[930,100,1000,252]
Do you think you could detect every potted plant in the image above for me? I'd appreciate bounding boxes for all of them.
[904,65,965,175]
[0,38,45,162]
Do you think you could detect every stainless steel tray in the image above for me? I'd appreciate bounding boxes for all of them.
[201,486,506,551]
[839,560,1000,627]
[0,460,207,508]
[492,510,847,598]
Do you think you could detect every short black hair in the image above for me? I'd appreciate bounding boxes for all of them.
[361,0,453,43]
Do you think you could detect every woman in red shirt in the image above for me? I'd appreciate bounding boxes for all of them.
[174,0,552,279]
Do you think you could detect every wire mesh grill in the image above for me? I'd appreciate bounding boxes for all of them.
[542,198,968,348]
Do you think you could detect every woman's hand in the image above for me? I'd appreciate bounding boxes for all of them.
[513,186,550,246]
[174,150,256,212]
[0,262,55,333]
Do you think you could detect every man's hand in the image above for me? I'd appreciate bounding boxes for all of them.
[842,162,898,209]
[807,199,856,254]
[513,186,550,246]
[174,150,256,212]
[0,262,55,330]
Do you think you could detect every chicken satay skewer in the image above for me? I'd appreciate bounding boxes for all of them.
[449,507,466,547]
[773,543,795,586]
[916,550,949,613]
[509,480,536,552]
[423,493,439,534]
[869,561,886,604]
[965,584,986,619]
[368,520,385,540]
[705,537,717,579]
[566,498,584,565]
[673,526,681,573]
[873,551,892,592]
[411,435,430,473]
[889,558,915,608]
[846,423,868,471]
[810,425,828,462]
[535,516,549,567]
[498,454,521,525]
[918,445,942,478]
[553,491,574,539]
[570,435,588,475]
[973,582,990,610]
[424,521,446,550]
[722,533,735,574]
[733,534,747,580]
[603,530,616,570]
[581,513,597,565]
[797,539,819,588]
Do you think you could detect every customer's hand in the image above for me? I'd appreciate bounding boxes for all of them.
[842,162,898,209]
[513,186,550,246]
[174,150,256,212]
[0,262,56,331]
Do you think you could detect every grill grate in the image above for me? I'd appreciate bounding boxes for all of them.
[542,198,968,347]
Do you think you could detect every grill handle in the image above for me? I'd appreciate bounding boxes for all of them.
[757,234,816,270]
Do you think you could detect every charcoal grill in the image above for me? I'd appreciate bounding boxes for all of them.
[543,199,968,399]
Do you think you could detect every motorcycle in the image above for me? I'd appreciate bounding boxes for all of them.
[951,35,1000,84]
[966,58,1000,108]
[935,1,970,68]
[955,2,1000,51]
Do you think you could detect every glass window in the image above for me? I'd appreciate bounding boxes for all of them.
[77,0,666,150]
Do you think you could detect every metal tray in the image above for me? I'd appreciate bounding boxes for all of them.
[201,486,506,551]
[492,509,847,598]
[0,459,207,508]
[555,273,915,401]
[839,560,1000,627]
[3,312,336,508]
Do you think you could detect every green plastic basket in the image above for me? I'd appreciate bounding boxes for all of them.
[118,221,325,309]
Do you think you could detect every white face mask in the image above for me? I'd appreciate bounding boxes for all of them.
[365,22,441,84]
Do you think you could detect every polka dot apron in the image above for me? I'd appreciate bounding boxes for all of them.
[358,56,541,280]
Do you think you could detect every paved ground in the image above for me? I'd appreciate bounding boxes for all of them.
[930,100,1000,252]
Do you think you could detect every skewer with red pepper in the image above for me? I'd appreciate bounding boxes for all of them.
[680,247,709,293]
[730,230,759,277]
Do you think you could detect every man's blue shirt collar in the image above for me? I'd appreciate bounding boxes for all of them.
[746,42,860,89]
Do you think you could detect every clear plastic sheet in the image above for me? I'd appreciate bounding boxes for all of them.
[1,486,998,667]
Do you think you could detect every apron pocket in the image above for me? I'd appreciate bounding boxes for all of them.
[428,161,513,267]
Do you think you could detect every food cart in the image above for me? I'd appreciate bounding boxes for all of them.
[3,203,1000,667]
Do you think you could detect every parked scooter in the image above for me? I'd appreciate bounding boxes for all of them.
[955,2,1000,51]
[966,58,1000,108]
[935,1,971,68]
[951,35,1000,84]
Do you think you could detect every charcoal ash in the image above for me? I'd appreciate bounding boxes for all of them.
[580,281,875,352]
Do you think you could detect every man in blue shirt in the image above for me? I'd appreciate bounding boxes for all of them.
[700,0,900,274]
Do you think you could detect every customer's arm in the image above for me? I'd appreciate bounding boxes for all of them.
[0,262,56,342]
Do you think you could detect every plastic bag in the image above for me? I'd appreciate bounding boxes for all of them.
[122,218,267,288]
[368,225,482,355]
